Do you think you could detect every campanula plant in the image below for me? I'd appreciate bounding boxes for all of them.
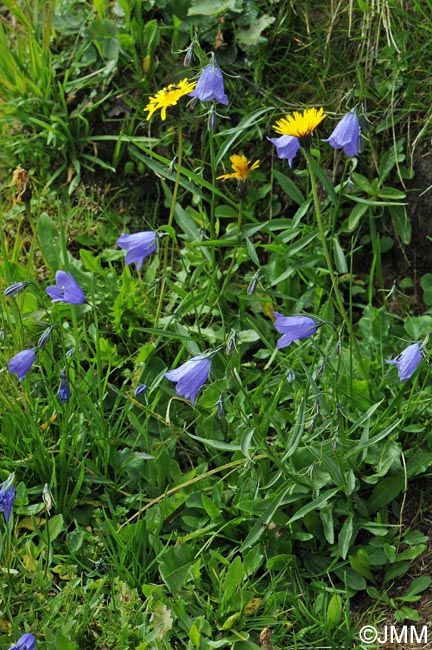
[8,633,36,650]
[165,352,215,405]
[273,313,320,349]
[46,271,86,304]
[386,342,423,381]
[188,54,229,105]
[116,231,158,269]
[0,473,15,522]
[7,348,37,381]
[323,110,361,157]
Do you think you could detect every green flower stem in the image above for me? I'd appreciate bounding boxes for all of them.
[368,207,384,303]
[214,198,243,306]
[304,149,365,377]
[154,124,184,325]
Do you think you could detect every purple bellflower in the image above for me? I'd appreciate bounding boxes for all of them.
[189,62,229,105]
[8,633,36,650]
[134,384,147,396]
[7,348,37,381]
[267,135,301,167]
[165,352,213,405]
[116,231,158,270]
[0,473,16,522]
[323,111,361,157]
[386,342,423,381]
[46,271,86,304]
[273,312,318,349]
[58,370,70,403]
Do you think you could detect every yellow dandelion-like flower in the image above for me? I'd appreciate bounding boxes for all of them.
[217,154,260,182]
[144,78,197,121]
[272,107,326,138]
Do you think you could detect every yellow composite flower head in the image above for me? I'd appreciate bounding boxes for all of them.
[217,154,260,182]
[273,107,327,138]
[144,78,197,121]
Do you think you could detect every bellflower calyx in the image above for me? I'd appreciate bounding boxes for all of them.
[323,110,361,157]
[386,342,423,381]
[273,312,319,349]
[46,271,86,304]
[165,352,213,405]
[116,231,158,270]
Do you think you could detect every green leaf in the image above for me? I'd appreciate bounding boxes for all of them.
[222,556,244,604]
[403,576,431,598]
[159,544,195,592]
[326,594,342,629]
[273,169,305,206]
[188,0,242,16]
[38,212,62,270]
[237,15,276,48]
[346,202,368,231]
[388,204,411,244]
[338,515,353,560]
[287,488,340,525]
[367,474,404,513]
[332,236,348,273]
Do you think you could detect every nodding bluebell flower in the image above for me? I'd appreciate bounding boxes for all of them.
[7,348,37,381]
[37,325,54,349]
[58,370,70,403]
[8,633,36,650]
[66,347,75,358]
[267,135,301,167]
[46,271,86,305]
[165,352,214,405]
[286,369,296,383]
[188,56,229,105]
[134,384,147,396]
[323,110,361,157]
[0,473,16,523]
[273,312,319,349]
[116,231,158,270]
[4,281,30,297]
[386,342,423,381]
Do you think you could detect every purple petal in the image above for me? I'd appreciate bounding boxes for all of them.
[8,633,36,650]
[7,348,37,381]
[117,232,158,270]
[386,342,423,381]
[323,112,360,157]
[273,312,318,348]
[267,135,301,167]
[165,354,212,405]
[189,65,229,105]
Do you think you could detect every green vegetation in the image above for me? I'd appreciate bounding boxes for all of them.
[1,1,432,648]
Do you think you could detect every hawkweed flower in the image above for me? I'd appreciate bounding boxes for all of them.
[165,352,213,405]
[386,342,423,381]
[144,78,197,121]
[46,271,86,305]
[217,155,260,183]
[0,473,15,522]
[134,384,147,396]
[268,107,326,167]
[273,312,319,349]
[4,281,30,297]
[188,59,229,105]
[8,633,36,650]
[323,110,361,157]
[58,370,70,403]
[7,348,37,381]
[116,231,159,270]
